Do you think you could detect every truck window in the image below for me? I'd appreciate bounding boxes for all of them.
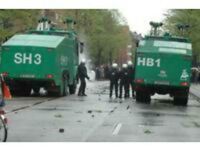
[154,41,192,50]
[139,40,146,46]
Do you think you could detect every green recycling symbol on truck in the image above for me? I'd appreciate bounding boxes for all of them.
[180,69,189,80]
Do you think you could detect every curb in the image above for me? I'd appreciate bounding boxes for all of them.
[189,91,200,103]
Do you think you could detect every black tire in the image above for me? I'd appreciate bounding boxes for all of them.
[173,90,188,106]
[0,117,7,142]
[174,95,188,106]
[136,91,151,103]
[136,91,143,102]
[10,89,19,96]
[69,81,76,94]
[143,93,151,104]
[33,87,40,95]
[48,86,62,97]
[10,87,22,96]
[47,91,57,97]
[63,78,69,96]
[22,87,31,96]
[11,87,31,97]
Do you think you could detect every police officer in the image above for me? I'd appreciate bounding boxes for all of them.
[127,61,135,98]
[109,63,119,98]
[77,59,90,96]
[119,64,129,98]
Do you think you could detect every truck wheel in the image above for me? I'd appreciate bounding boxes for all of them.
[22,87,31,96]
[48,87,62,97]
[136,91,143,102]
[174,94,188,106]
[33,87,40,95]
[136,91,151,103]
[10,89,20,96]
[11,87,31,96]
[143,94,151,104]
[63,77,69,96]
[69,80,77,94]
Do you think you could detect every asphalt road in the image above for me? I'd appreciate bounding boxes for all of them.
[4,81,200,142]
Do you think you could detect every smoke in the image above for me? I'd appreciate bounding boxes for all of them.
[79,31,95,81]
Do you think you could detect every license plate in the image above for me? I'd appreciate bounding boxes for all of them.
[20,74,35,78]
[154,81,170,85]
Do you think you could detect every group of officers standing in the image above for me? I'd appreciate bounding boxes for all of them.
[76,59,135,99]
[109,61,135,99]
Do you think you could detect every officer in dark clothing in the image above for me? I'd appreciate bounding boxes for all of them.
[119,64,129,98]
[104,65,110,79]
[127,61,135,98]
[95,67,100,80]
[77,59,90,96]
[109,63,119,98]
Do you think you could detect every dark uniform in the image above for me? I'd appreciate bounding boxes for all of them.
[127,65,135,98]
[77,62,89,96]
[109,67,119,98]
[119,67,129,98]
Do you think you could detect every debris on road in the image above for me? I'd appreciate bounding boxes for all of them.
[87,110,92,113]
[87,110,103,113]
[127,105,130,110]
[144,129,152,134]
[55,114,62,118]
[192,121,200,128]
[59,128,65,133]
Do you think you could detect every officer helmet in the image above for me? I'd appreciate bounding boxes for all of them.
[81,59,86,64]
[112,63,118,68]
[122,64,128,68]
[127,61,133,66]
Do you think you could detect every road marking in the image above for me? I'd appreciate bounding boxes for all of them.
[5,97,58,114]
[112,123,122,135]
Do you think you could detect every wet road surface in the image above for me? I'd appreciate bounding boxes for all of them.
[4,81,200,142]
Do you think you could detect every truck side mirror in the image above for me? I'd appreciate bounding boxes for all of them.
[80,42,84,53]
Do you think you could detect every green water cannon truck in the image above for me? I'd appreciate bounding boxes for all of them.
[134,22,192,106]
[0,17,83,96]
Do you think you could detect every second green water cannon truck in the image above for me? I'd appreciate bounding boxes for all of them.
[134,22,192,106]
[0,17,84,96]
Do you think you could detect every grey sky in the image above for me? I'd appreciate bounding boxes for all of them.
[119,8,167,36]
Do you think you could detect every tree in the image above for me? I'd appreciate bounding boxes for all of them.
[164,9,200,65]
[0,9,132,66]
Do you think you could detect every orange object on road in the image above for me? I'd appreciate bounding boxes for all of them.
[2,81,12,100]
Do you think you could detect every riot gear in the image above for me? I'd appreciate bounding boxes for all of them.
[127,61,135,98]
[77,61,90,96]
[109,63,119,98]
[119,64,129,98]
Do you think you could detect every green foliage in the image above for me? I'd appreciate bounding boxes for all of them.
[53,9,131,65]
[0,9,131,66]
[164,9,200,64]
[0,10,39,43]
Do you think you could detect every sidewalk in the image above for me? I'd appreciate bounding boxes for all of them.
[190,84,200,99]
